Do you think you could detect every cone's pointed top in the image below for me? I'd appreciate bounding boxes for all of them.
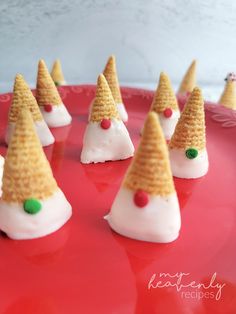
[38,59,47,69]
[36,59,62,106]
[160,71,168,80]
[151,72,179,113]
[190,59,197,68]
[107,55,115,63]
[123,111,175,196]
[90,74,120,122]
[2,108,58,203]
[14,73,27,89]
[169,86,206,150]
[178,60,197,94]
[98,73,107,84]
[51,59,65,84]
[15,73,24,81]
[103,55,123,103]
[9,74,43,123]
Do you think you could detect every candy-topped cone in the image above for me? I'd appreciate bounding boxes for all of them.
[0,109,72,240]
[178,60,197,95]
[103,55,128,122]
[218,72,236,110]
[51,59,66,86]
[5,74,54,146]
[169,87,208,178]
[149,72,180,140]
[106,112,181,243]
[36,59,72,127]
[81,74,134,163]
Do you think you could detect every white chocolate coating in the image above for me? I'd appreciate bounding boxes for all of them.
[40,103,72,128]
[0,189,72,240]
[5,120,55,147]
[81,119,134,164]
[169,148,209,179]
[117,103,128,122]
[159,110,180,140]
[105,187,181,243]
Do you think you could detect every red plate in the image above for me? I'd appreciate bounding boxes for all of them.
[0,86,235,314]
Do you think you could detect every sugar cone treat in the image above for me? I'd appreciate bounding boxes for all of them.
[106,112,181,243]
[169,87,208,178]
[36,59,72,127]
[51,59,66,86]
[103,55,128,122]
[149,72,180,140]
[178,60,197,94]
[81,74,134,163]
[218,72,236,110]
[0,109,72,240]
[5,74,54,146]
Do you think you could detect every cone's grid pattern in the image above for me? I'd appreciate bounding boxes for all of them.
[151,72,179,113]
[123,112,175,196]
[36,59,62,106]
[90,74,120,122]
[2,109,58,202]
[169,87,206,150]
[103,55,123,104]
[9,74,43,123]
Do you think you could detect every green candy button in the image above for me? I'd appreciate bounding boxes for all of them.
[185,148,198,159]
[54,81,60,87]
[23,199,42,215]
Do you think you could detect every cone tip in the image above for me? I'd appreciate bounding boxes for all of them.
[108,55,115,62]
[192,86,202,95]
[53,59,61,66]
[14,73,27,89]
[143,111,160,134]
[147,110,158,121]
[160,71,167,77]
[160,71,169,81]
[97,73,106,84]
[38,59,46,67]
[15,73,23,80]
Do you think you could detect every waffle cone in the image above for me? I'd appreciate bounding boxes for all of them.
[103,55,123,103]
[169,87,206,150]
[90,74,120,122]
[151,72,178,113]
[219,81,236,109]
[178,60,197,94]
[2,108,58,203]
[123,112,175,196]
[9,74,43,123]
[36,59,62,106]
[51,59,65,83]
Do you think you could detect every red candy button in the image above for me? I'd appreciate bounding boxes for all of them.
[134,190,149,208]
[101,119,111,129]
[44,104,53,112]
[163,108,173,118]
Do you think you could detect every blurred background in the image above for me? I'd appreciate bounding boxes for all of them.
[0,0,235,100]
